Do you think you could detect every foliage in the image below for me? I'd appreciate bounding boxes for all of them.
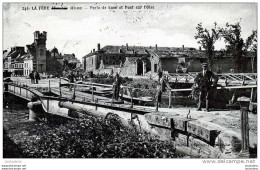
[219,21,257,72]
[194,22,220,70]
[126,79,158,97]
[245,30,257,72]
[245,30,257,52]
[20,116,181,158]
[3,129,24,158]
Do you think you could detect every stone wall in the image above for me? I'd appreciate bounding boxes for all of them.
[118,57,136,76]
[150,54,160,73]
[85,55,97,71]
[161,58,179,73]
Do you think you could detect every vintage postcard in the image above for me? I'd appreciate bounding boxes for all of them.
[2,2,258,170]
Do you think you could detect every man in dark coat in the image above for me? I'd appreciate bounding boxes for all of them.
[194,62,218,112]
[34,71,40,84]
[29,71,34,84]
[155,71,168,111]
[113,73,121,100]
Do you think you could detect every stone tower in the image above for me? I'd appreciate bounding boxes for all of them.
[34,31,47,73]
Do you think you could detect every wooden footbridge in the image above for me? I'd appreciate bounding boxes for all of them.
[168,73,257,86]
[3,77,257,158]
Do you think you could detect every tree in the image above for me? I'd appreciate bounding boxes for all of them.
[194,22,220,71]
[245,30,257,72]
[219,21,257,72]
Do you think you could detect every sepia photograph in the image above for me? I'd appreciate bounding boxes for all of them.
[1,1,258,169]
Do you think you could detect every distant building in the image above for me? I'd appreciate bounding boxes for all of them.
[24,31,47,73]
[3,46,26,76]
[3,31,81,77]
[82,43,256,76]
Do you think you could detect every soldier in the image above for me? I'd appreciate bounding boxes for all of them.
[194,62,218,112]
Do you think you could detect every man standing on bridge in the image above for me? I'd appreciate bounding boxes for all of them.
[68,70,76,91]
[194,62,218,112]
[113,72,121,100]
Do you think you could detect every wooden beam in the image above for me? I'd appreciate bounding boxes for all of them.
[170,85,257,92]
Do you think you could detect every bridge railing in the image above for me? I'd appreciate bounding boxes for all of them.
[167,72,257,86]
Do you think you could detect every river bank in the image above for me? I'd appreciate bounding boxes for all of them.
[3,94,184,158]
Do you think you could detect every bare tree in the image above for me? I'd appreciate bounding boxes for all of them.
[194,22,220,71]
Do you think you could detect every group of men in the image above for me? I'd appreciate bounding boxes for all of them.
[112,61,218,112]
[67,61,217,112]
[29,70,41,84]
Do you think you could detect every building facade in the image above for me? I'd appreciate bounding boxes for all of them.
[82,43,256,76]
[3,31,81,77]
[3,46,26,76]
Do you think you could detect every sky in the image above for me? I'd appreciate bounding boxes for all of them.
[3,2,257,61]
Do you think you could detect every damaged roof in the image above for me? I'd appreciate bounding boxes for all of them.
[82,45,202,59]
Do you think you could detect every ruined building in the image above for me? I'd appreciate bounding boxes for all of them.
[82,43,256,76]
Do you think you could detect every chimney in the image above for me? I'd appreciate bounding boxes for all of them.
[126,43,128,50]
[199,46,201,51]
[182,45,184,51]
[43,31,47,40]
[93,49,95,53]
[97,43,100,51]
[155,44,158,50]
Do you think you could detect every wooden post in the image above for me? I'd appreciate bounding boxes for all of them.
[20,83,21,95]
[168,90,172,108]
[73,84,76,100]
[95,99,98,110]
[241,107,249,151]
[225,75,228,86]
[26,87,28,98]
[237,97,250,156]
[92,84,94,101]
[49,80,51,93]
[155,88,159,112]
[155,98,159,112]
[250,88,254,102]
[120,87,124,101]
[242,75,245,86]
[59,82,62,97]
[47,98,49,112]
